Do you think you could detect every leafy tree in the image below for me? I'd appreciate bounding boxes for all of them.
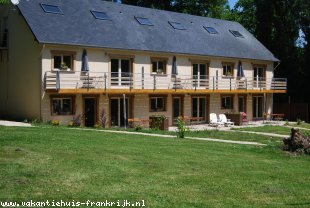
[0,0,9,4]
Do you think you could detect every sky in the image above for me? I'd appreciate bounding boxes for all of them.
[228,0,238,9]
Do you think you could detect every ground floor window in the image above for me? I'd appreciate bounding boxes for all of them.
[221,95,233,109]
[150,96,166,112]
[110,97,129,127]
[51,97,74,115]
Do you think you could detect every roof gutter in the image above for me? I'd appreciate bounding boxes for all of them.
[274,61,280,71]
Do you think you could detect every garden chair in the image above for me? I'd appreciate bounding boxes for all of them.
[219,114,234,127]
[209,113,224,127]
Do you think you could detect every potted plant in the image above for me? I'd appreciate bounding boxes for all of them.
[60,62,68,71]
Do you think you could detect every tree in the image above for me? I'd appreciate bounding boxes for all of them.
[120,0,230,19]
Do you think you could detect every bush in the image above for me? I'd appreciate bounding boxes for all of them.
[134,125,143,132]
[284,119,289,126]
[283,128,310,155]
[68,115,81,127]
[177,117,188,138]
[51,120,60,126]
[297,119,303,125]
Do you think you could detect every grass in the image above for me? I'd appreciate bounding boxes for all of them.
[0,126,310,207]
[234,125,310,137]
[92,126,282,145]
[290,122,310,129]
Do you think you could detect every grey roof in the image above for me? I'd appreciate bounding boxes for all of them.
[17,0,279,62]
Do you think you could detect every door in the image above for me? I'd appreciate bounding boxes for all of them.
[193,64,208,88]
[192,97,207,123]
[110,97,129,127]
[173,97,182,124]
[238,96,246,113]
[111,59,131,86]
[253,96,264,119]
[84,98,97,127]
[253,66,266,88]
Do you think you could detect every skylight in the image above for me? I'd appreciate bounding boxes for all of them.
[169,21,186,30]
[41,4,63,15]
[229,30,244,38]
[204,26,218,34]
[91,11,111,20]
[135,17,153,26]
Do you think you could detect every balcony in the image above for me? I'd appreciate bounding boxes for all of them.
[44,71,287,94]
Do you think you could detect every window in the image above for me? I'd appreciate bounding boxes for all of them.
[204,26,218,34]
[221,95,233,109]
[135,17,153,26]
[169,21,186,30]
[150,96,166,112]
[222,62,234,77]
[91,11,111,20]
[151,58,167,74]
[229,30,244,38]
[52,51,75,71]
[51,97,74,115]
[41,4,63,15]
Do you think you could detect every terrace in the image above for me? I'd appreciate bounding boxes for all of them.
[44,71,287,94]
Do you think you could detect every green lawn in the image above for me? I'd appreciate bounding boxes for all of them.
[0,126,309,207]
[290,122,310,129]
[234,125,310,137]
[104,127,282,145]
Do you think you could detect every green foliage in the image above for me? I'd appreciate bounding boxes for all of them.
[297,119,303,125]
[176,117,188,138]
[50,120,60,126]
[0,0,9,4]
[134,124,143,132]
[285,119,289,126]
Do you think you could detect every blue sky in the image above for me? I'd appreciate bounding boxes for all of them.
[228,0,238,8]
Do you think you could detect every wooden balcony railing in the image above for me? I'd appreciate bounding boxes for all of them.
[44,71,287,92]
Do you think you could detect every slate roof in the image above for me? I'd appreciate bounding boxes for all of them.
[17,0,279,62]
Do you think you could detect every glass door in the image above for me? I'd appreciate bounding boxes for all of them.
[110,97,129,127]
[111,59,131,86]
[192,97,207,122]
[254,66,266,88]
[193,64,208,88]
[173,97,182,124]
[253,96,264,119]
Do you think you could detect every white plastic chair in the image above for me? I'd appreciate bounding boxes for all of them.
[219,114,234,127]
[209,113,224,127]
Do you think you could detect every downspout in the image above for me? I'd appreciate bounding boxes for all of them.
[39,44,45,121]
[271,61,281,116]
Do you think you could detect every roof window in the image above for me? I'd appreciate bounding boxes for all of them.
[229,30,244,38]
[91,11,111,20]
[169,21,186,30]
[204,26,218,34]
[135,17,153,26]
[41,4,63,15]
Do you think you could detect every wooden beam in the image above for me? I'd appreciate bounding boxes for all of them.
[47,89,287,95]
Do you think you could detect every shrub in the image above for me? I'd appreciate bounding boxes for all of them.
[134,125,143,132]
[284,119,289,126]
[283,128,310,155]
[177,117,188,138]
[51,120,60,126]
[297,119,303,125]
